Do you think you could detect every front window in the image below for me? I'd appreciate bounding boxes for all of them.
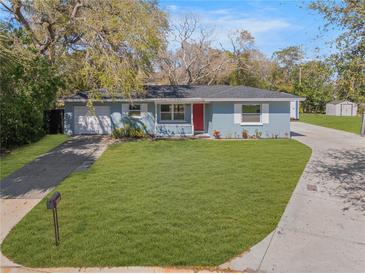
[160,104,185,121]
[160,104,172,120]
[129,104,141,117]
[173,104,185,120]
[242,104,261,123]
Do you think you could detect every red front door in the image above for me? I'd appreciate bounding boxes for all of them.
[193,104,204,131]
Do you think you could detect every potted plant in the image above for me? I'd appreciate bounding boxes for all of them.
[213,130,221,139]
[242,129,249,139]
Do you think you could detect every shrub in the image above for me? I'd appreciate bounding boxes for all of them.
[112,116,150,139]
[112,126,147,139]
[255,129,262,139]
[242,129,249,139]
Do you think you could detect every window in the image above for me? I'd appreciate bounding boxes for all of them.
[242,104,261,123]
[160,104,172,120]
[160,104,185,121]
[129,104,141,117]
[173,104,185,120]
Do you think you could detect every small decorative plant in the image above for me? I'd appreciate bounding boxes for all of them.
[242,129,249,139]
[255,129,262,139]
[213,130,221,139]
[112,126,147,139]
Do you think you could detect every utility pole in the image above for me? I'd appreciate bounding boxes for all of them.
[299,66,302,86]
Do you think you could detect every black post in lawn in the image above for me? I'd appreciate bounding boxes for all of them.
[46,192,61,245]
[361,112,365,137]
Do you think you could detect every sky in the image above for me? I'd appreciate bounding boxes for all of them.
[159,0,339,59]
[0,0,339,60]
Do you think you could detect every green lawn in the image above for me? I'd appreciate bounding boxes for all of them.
[1,140,311,267]
[0,135,69,180]
[300,113,362,135]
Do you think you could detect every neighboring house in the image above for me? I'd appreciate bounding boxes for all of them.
[326,100,357,116]
[290,100,300,120]
[63,85,304,138]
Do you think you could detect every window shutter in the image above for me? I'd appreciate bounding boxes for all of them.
[122,104,129,116]
[262,103,269,124]
[141,103,148,118]
[234,104,241,124]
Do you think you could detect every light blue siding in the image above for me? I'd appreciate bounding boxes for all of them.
[207,101,290,138]
[156,124,193,136]
[155,103,192,136]
[65,102,193,136]
[204,103,212,134]
[64,101,290,138]
[64,102,119,135]
[64,103,74,135]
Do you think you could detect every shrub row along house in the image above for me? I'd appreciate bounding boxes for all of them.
[64,85,304,138]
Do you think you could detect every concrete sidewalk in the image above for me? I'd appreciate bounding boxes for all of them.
[221,122,365,272]
[0,136,112,271]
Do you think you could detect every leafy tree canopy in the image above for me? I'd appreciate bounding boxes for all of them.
[1,0,168,98]
[309,0,365,102]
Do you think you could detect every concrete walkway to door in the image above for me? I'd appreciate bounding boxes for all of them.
[0,136,112,270]
[221,122,365,272]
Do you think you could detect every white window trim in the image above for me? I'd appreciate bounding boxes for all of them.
[240,104,263,126]
[128,104,142,118]
[159,104,186,122]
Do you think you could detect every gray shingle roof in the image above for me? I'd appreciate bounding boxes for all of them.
[64,85,303,101]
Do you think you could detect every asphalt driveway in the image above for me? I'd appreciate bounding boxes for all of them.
[222,122,365,272]
[1,136,111,269]
[0,136,109,199]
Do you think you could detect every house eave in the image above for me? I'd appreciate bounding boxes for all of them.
[64,97,305,103]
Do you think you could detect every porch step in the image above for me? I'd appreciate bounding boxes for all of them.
[194,133,210,139]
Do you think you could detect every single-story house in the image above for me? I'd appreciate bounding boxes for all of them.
[63,85,304,138]
[290,100,300,120]
[325,100,357,116]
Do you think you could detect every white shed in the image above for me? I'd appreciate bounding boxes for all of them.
[290,100,300,120]
[325,100,357,116]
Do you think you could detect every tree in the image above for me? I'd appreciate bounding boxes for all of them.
[0,26,63,147]
[309,0,365,103]
[156,15,231,85]
[271,46,304,92]
[1,0,168,97]
[227,30,256,86]
[273,46,304,70]
[292,60,334,112]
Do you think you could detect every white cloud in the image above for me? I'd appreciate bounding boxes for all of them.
[167,7,294,52]
[166,4,178,11]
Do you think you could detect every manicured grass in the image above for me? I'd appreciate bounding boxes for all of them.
[0,135,69,180]
[2,140,311,267]
[300,113,362,135]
